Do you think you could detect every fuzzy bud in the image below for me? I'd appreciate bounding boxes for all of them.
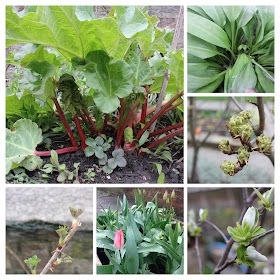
[257,135,271,153]
[220,160,235,176]
[238,146,250,165]
[219,139,232,153]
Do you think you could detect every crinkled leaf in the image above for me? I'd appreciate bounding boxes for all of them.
[6,119,43,174]
[81,51,134,113]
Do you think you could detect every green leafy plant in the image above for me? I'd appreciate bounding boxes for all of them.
[103,149,127,174]
[188,6,274,93]
[97,189,183,274]
[24,207,82,274]
[188,187,274,274]
[219,110,272,176]
[6,5,183,174]
[227,206,266,246]
[40,150,79,183]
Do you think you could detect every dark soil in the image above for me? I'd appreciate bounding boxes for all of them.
[28,134,184,184]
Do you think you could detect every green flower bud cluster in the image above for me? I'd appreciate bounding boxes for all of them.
[24,255,41,274]
[238,146,250,165]
[220,160,235,176]
[218,139,232,153]
[257,135,271,153]
[229,110,252,141]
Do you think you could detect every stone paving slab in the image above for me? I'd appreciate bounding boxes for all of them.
[6,187,93,230]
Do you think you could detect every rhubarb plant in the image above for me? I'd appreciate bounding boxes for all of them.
[188,6,274,93]
[6,5,184,177]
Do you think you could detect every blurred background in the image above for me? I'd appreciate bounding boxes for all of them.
[188,97,274,184]
[188,187,274,274]
[6,187,93,274]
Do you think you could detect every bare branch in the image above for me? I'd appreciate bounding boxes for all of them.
[205,220,229,244]
[250,228,274,244]
[6,246,30,274]
[195,235,203,274]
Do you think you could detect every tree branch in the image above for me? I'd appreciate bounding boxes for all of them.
[195,235,203,274]
[40,221,82,274]
[205,220,229,244]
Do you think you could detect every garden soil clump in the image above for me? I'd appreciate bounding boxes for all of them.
[31,143,183,184]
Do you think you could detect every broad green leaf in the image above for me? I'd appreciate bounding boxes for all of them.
[138,243,165,254]
[157,173,165,184]
[128,211,142,244]
[193,72,225,93]
[201,6,226,27]
[116,6,148,39]
[127,53,154,86]
[150,73,182,94]
[97,264,113,274]
[188,34,221,59]
[236,6,257,30]
[161,49,184,91]
[21,46,62,69]
[230,62,257,93]
[6,119,43,174]
[138,130,149,147]
[75,6,95,21]
[6,6,129,60]
[188,69,225,93]
[82,50,134,113]
[237,245,247,261]
[188,7,213,21]
[125,226,139,274]
[188,11,231,50]
[222,6,242,22]
[242,16,256,47]
[227,53,250,92]
[255,65,274,93]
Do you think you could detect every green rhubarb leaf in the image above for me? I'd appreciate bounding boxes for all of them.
[127,52,154,86]
[81,50,134,113]
[116,6,148,39]
[6,6,129,61]
[6,119,43,174]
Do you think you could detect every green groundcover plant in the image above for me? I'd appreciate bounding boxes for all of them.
[188,6,274,93]
[97,189,184,274]
[6,6,184,176]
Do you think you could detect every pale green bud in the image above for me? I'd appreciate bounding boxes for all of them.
[220,160,235,176]
[246,246,267,262]
[257,135,271,153]
[238,146,250,165]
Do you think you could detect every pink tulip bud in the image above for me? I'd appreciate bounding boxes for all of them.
[114,228,124,250]
[245,89,256,93]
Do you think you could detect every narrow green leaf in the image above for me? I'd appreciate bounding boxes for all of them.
[201,6,226,27]
[125,226,139,274]
[155,239,182,264]
[222,6,242,22]
[157,173,165,184]
[188,11,231,50]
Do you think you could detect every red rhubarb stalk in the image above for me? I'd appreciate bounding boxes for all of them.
[52,98,78,147]
[140,85,149,123]
[101,114,109,134]
[115,99,140,149]
[136,100,168,123]
[149,122,183,137]
[135,93,182,141]
[116,98,125,141]
[35,146,79,156]
[83,109,98,135]
[139,127,184,155]
[74,114,87,150]
[162,100,184,116]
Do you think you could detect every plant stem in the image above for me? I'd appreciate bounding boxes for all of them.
[162,100,183,116]
[73,114,87,150]
[139,127,183,155]
[140,85,149,124]
[52,98,78,148]
[34,146,79,156]
[205,220,229,244]
[83,109,98,135]
[149,122,183,137]
[195,235,203,274]
[101,114,109,134]
[40,221,82,274]
[115,99,140,149]
[135,93,182,141]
